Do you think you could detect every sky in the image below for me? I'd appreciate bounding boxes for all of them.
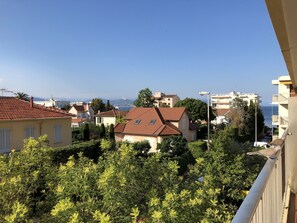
[0,0,288,105]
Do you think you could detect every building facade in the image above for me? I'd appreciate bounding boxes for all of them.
[211,91,260,125]
[211,91,260,110]
[272,75,295,138]
[0,97,72,153]
[114,107,197,152]
[68,102,95,127]
[95,109,128,127]
[153,92,180,108]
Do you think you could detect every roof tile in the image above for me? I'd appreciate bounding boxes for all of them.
[0,97,73,120]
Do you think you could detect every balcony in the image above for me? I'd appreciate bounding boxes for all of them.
[232,97,297,223]
[280,116,289,127]
[279,94,289,105]
[272,115,279,125]
[232,131,286,223]
[272,94,279,104]
[272,94,289,105]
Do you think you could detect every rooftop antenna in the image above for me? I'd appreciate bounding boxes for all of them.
[0,88,15,96]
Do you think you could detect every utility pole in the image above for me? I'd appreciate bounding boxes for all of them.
[255,97,258,144]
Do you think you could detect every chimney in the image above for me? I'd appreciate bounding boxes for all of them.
[30,96,33,108]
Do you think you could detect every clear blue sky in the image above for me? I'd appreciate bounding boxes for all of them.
[0,0,287,105]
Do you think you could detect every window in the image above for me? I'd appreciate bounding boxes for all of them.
[149,119,156,125]
[97,117,102,124]
[54,124,62,143]
[0,128,11,153]
[25,127,35,139]
[134,119,141,125]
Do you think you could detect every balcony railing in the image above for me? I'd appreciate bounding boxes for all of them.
[272,94,279,104]
[280,116,288,127]
[272,94,289,104]
[232,130,287,223]
[272,115,279,125]
[279,94,289,104]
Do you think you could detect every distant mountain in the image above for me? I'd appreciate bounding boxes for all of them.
[109,98,135,107]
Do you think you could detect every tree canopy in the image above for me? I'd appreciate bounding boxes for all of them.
[227,98,265,142]
[174,97,215,122]
[91,98,106,114]
[15,92,29,101]
[0,129,264,222]
[133,88,155,107]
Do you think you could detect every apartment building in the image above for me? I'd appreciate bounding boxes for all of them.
[272,75,295,138]
[211,91,260,125]
[153,92,180,108]
[211,91,260,110]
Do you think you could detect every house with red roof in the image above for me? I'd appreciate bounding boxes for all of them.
[68,103,95,127]
[114,107,197,152]
[0,97,73,153]
[95,109,128,127]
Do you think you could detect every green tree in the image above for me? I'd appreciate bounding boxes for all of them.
[105,100,115,111]
[91,98,105,114]
[15,92,29,101]
[243,100,265,141]
[109,124,115,140]
[83,123,90,141]
[194,127,264,208]
[50,154,102,222]
[133,88,155,107]
[228,98,265,142]
[61,104,71,111]
[0,136,53,221]
[158,135,187,156]
[174,98,215,122]
[99,123,106,139]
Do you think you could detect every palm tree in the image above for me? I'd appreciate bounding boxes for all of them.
[15,92,29,101]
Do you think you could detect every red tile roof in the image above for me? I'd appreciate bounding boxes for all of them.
[159,107,186,121]
[95,109,128,117]
[114,107,183,136]
[126,107,186,121]
[71,118,87,123]
[0,97,73,120]
[72,104,86,112]
[215,109,230,117]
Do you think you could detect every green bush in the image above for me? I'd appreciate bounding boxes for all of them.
[49,140,102,164]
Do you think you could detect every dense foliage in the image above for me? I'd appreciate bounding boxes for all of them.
[174,98,215,122]
[133,88,155,107]
[91,98,115,114]
[227,98,265,142]
[0,128,265,222]
[72,123,113,143]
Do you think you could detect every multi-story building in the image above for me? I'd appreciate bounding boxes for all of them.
[153,92,180,108]
[272,75,295,138]
[211,91,260,110]
[211,91,260,125]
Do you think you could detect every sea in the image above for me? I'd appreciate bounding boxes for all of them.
[262,105,278,128]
